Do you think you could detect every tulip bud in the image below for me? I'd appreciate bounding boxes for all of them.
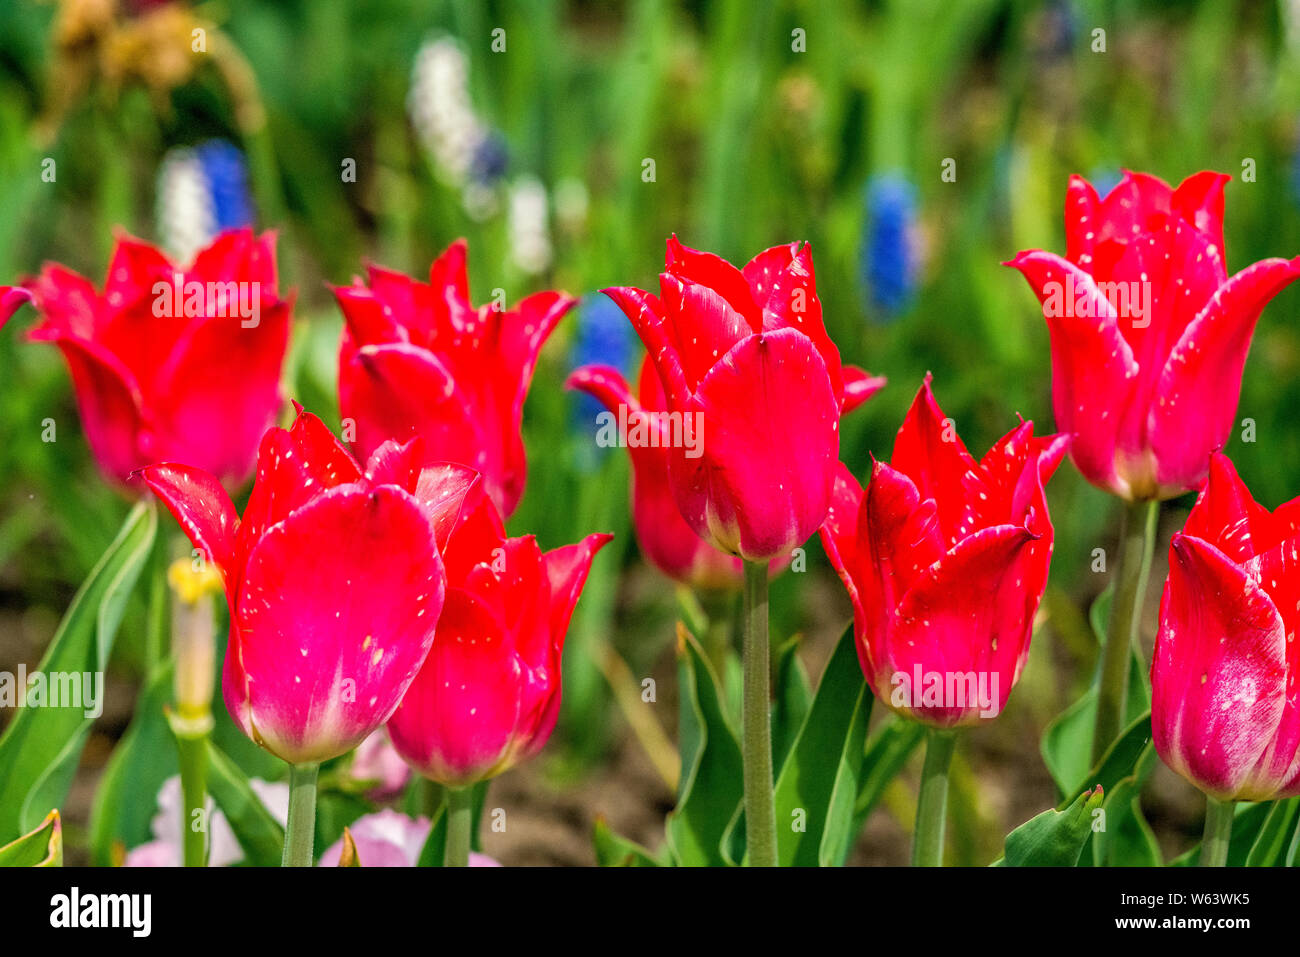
[1007,170,1300,501]
[143,409,477,766]
[1152,453,1300,802]
[604,236,884,562]
[820,376,1067,728]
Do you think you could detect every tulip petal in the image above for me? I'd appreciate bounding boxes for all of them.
[748,242,844,400]
[0,285,30,327]
[602,286,690,410]
[386,589,525,786]
[666,235,762,330]
[673,327,839,560]
[841,366,887,415]
[1005,250,1140,496]
[412,463,481,553]
[1063,174,1101,267]
[889,377,989,546]
[659,274,753,390]
[150,301,291,485]
[34,334,147,484]
[1149,256,1300,493]
[140,463,239,579]
[231,485,444,765]
[1171,170,1229,254]
[882,524,1038,727]
[1152,535,1288,800]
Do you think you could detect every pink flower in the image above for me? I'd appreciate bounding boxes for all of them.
[319,810,501,867]
[1007,170,1300,500]
[347,728,412,799]
[22,230,292,489]
[1152,453,1300,801]
[142,408,477,765]
[820,377,1067,727]
[333,239,575,517]
[387,488,611,786]
[604,236,884,561]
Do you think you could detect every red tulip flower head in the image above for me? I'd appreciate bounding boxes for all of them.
[333,239,576,517]
[1007,170,1300,501]
[820,377,1068,728]
[1152,453,1300,801]
[23,229,292,489]
[142,408,478,766]
[387,486,611,786]
[605,236,885,562]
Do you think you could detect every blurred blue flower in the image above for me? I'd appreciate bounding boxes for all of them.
[470,130,510,186]
[195,139,254,231]
[860,173,918,320]
[569,293,639,468]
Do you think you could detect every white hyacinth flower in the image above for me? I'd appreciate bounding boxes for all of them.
[155,148,215,265]
[508,175,552,275]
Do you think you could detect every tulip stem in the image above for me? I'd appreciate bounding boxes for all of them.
[1093,499,1158,765]
[741,559,777,867]
[174,731,209,867]
[1199,797,1235,867]
[911,729,957,866]
[445,785,473,867]
[282,762,319,867]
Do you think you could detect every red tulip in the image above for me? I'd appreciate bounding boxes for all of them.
[604,236,885,562]
[333,239,575,518]
[22,229,292,489]
[820,377,1068,728]
[1152,453,1300,801]
[387,487,611,786]
[141,407,478,765]
[567,357,744,589]
[1007,170,1300,501]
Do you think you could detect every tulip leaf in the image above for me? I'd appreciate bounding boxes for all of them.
[0,810,62,867]
[88,663,179,865]
[1090,745,1161,866]
[0,502,156,842]
[771,624,872,867]
[1057,711,1153,810]
[1245,798,1300,867]
[997,786,1106,866]
[593,817,664,867]
[853,717,927,829]
[665,625,743,866]
[1042,662,1150,799]
[207,741,285,867]
[771,635,813,778]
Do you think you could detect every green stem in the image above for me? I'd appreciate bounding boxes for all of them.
[419,778,445,820]
[144,528,168,673]
[1199,797,1235,867]
[911,729,957,867]
[445,786,473,868]
[1092,499,1158,765]
[281,763,319,867]
[176,732,209,867]
[741,559,776,867]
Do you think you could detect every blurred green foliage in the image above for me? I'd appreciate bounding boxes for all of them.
[4,0,1300,857]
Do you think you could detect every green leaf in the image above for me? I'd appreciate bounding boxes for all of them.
[999,786,1106,866]
[665,626,743,866]
[1245,798,1300,867]
[88,663,178,866]
[1041,586,1149,797]
[206,741,285,867]
[1057,711,1153,810]
[1091,746,1161,866]
[0,810,62,867]
[771,625,872,866]
[0,502,156,841]
[593,817,664,867]
[853,717,926,828]
[771,635,812,778]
